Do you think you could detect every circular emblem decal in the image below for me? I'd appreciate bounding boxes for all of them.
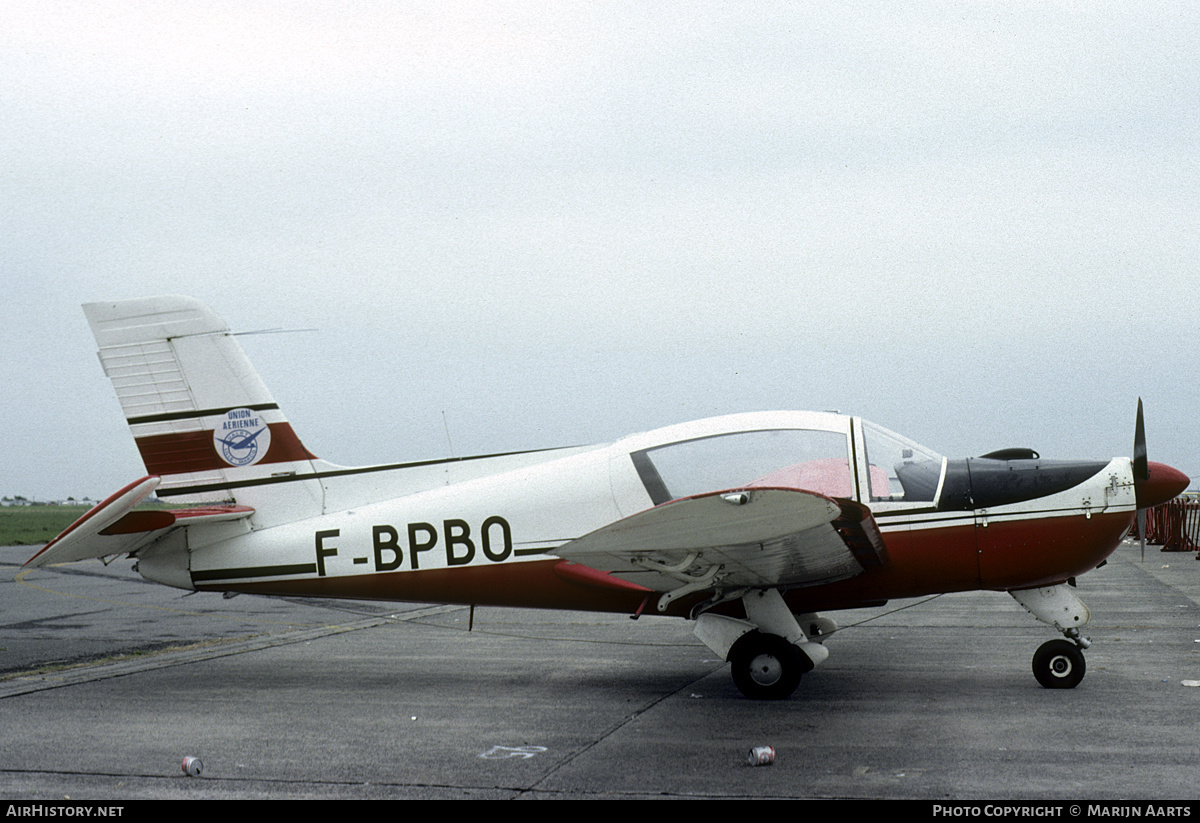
[213,408,272,467]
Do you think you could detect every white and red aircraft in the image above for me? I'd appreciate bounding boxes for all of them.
[27,296,1189,698]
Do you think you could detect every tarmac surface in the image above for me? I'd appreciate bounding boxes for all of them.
[3,539,1200,800]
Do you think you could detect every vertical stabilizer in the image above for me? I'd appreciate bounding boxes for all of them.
[84,296,324,525]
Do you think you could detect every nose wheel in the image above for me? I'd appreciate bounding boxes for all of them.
[1032,639,1086,689]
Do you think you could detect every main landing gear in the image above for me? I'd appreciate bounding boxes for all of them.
[693,589,832,700]
[1011,584,1091,689]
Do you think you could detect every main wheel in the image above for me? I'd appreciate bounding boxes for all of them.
[728,631,805,700]
[1032,639,1086,689]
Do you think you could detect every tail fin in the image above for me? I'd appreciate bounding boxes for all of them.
[85,296,323,521]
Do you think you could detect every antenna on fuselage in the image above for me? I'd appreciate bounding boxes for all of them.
[442,410,456,458]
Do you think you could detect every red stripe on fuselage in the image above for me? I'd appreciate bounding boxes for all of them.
[783,509,1133,612]
[196,559,655,614]
[134,423,315,476]
[191,509,1135,618]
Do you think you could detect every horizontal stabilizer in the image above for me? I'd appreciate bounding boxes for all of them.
[24,477,254,568]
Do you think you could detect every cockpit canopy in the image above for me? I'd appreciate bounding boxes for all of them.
[625,414,947,509]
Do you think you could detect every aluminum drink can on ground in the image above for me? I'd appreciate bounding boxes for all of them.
[747,746,775,766]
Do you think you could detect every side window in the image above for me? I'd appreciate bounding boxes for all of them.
[631,429,851,505]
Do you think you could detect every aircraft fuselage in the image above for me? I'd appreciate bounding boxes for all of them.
[139,411,1152,619]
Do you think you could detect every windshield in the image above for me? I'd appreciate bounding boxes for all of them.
[861,421,945,503]
[631,428,852,505]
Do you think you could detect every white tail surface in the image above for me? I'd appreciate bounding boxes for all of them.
[85,296,324,525]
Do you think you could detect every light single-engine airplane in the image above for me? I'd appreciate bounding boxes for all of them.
[27,296,1189,699]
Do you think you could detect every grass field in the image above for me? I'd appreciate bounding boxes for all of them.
[0,505,90,546]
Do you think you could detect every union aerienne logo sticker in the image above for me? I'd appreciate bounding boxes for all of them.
[213,408,272,467]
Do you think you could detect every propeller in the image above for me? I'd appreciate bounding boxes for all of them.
[1131,398,1191,559]
[1135,398,1148,561]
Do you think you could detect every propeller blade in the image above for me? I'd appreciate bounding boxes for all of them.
[1129,400,1189,562]
[1135,398,1148,561]
[1134,397,1149,482]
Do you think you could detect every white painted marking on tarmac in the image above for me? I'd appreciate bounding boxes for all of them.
[479,745,547,760]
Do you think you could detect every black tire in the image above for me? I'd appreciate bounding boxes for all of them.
[1032,639,1086,689]
[728,631,805,700]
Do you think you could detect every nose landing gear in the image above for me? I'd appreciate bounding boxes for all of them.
[1011,584,1091,689]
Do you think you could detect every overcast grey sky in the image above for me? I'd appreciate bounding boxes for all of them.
[3,1,1199,501]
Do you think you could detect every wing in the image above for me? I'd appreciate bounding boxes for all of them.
[552,487,886,601]
[24,476,254,568]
